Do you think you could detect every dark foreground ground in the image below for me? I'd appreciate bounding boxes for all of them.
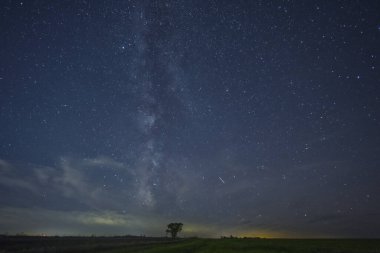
[1,236,380,253]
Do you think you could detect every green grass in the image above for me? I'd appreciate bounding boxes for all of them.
[107,239,204,253]
[106,238,380,253]
[2,236,380,253]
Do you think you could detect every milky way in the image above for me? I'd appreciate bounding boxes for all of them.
[0,1,380,238]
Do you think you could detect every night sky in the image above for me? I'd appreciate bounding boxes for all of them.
[1,0,380,238]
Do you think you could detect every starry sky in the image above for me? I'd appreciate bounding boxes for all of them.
[1,0,380,238]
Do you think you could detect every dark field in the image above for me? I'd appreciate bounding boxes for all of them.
[1,236,380,253]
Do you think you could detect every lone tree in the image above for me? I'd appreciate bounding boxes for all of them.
[166,222,183,239]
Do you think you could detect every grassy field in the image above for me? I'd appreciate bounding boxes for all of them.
[107,238,380,253]
[1,236,380,253]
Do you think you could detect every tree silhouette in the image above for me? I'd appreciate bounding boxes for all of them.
[166,222,183,239]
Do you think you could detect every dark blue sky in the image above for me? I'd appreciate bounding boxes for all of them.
[0,0,380,238]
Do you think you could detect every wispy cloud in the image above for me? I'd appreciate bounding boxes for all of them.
[0,207,236,237]
[0,207,163,236]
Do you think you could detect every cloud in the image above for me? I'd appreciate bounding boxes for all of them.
[0,207,163,236]
[0,156,136,211]
[1,156,379,238]
[0,155,184,213]
[0,177,39,194]
[0,207,238,237]
[0,159,40,194]
[82,156,124,168]
[0,159,12,172]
